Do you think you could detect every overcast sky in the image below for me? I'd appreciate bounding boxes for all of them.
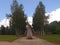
[0,0,60,27]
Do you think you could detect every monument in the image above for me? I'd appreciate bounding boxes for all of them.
[26,22,33,39]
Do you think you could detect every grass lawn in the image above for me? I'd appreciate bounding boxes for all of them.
[0,35,19,42]
[38,34,60,44]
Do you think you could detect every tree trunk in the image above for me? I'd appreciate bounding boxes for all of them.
[15,29,19,37]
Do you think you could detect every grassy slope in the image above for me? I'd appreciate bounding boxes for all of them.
[0,35,18,42]
[38,34,60,44]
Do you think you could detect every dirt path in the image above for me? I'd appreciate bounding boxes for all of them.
[0,36,59,45]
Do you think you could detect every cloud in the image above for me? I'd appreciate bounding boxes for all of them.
[46,8,60,23]
[27,17,33,25]
[0,18,9,27]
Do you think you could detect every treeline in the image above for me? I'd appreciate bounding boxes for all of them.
[0,21,60,35]
[0,25,15,35]
[45,21,60,34]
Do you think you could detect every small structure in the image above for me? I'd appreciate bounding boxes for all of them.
[26,22,33,39]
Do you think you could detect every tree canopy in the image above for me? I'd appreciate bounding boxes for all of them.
[33,1,48,35]
[7,0,27,36]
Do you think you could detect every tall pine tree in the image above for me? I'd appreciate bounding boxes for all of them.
[33,1,48,35]
[8,0,27,36]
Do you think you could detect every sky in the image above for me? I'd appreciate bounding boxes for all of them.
[0,0,60,27]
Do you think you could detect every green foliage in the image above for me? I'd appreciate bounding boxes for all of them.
[0,25,16,35]
[0,25,5,35]
[46,21,60,34]
[8,0,27,36]
[33,1,48,35]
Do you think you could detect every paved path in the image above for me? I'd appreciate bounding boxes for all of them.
[0,36,59,45]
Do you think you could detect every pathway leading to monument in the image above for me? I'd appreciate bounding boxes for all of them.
[12,36,55,45]
[0,36,59,45]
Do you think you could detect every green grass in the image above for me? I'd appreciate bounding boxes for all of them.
[0,35,18,42]
[38,34,60,44]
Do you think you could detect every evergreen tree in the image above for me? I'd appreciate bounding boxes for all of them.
[7,0,27,36]
[0,25,5,35]
[33,1,48,35]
